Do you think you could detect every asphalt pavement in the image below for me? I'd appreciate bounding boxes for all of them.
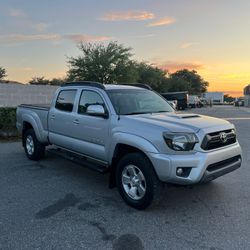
[0,105,250,250]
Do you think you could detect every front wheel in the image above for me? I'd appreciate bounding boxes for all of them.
[116,152,163,209]
[23,129,45,161]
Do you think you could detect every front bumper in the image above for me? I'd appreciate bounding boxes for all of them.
[147,142,242,185]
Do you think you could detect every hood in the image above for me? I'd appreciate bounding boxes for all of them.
[123,112,232,133]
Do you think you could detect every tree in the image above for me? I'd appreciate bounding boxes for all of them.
[67,41,138,84]
[49,78,65,86]
[162,77,189,93]
[0,66,7,80]
[224,94,234,103]
[135,62,167,91]
[29,76,50,85]
[169,69,209,94]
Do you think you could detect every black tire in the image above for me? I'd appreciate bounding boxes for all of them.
[23,129,45,161]
[116,152,163,210]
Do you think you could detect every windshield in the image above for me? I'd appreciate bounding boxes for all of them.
[107,89,174,115]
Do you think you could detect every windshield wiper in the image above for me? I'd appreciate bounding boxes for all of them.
[122,111,170,115]
[155,110,170,113]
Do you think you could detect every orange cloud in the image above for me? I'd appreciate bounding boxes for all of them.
[101,10,155,21]
[63,34,112,42]
[156,61,204,72]
[148,17,176,27]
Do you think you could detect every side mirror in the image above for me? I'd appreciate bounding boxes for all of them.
[86,104,108,118]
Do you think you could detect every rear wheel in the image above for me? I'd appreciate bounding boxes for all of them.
[23,129,45,160]
[116,152,163,209]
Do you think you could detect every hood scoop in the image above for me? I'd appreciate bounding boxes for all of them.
[168,114,201,119]
[181,115,201,119]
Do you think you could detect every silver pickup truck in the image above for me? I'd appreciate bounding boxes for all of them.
[16,82,242,209]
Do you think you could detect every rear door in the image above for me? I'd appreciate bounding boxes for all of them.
[48,89,78,148]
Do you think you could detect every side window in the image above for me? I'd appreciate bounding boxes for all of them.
[78,90,105,114]
[55,90,76,112]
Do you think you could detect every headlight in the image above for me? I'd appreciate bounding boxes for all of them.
[163,132,199,151]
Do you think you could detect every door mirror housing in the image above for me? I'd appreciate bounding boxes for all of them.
[86,104,108,118]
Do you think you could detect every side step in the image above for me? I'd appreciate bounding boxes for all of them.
[47,148,109,173]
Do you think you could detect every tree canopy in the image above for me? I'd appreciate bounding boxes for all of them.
[28,76,65,86]
[0,66,7,80]
[29,76,50,85]
[67,42,138,84]
[135,62,167,91]
[49,78,66,86]
[169,69,209,94]
[224,94,235,103]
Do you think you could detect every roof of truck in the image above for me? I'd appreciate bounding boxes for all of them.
[104,84,142,90]
[62,81,151,90]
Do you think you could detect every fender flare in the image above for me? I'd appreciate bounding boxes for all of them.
[108,132,159,164]
[22,113,46,143]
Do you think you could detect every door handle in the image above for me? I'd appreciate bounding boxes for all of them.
[73,119,80,125]
[51,114,55,120]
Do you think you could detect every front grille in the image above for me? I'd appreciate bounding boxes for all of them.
[201,129,236,150]
[207,155,241,172]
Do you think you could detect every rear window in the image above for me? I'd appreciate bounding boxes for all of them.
[55,90,77,112]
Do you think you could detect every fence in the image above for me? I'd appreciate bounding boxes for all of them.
[0,83,59,107]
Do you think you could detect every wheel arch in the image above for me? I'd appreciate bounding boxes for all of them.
[109,143,158,188]
[21,113,46,145]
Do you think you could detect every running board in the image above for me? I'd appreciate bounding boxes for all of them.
[47,148,109,173]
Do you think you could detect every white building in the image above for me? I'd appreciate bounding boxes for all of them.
[202,92,224,104]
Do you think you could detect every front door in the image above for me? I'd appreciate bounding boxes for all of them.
[69,89,110,162]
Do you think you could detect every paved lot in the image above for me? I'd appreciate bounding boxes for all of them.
[0,106,250,250]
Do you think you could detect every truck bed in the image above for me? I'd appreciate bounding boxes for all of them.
[16,104,50,143]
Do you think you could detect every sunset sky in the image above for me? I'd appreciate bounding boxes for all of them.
[0,0,250,96]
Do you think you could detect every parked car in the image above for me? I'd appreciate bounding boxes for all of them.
[16,82,242,209]
[161,91,188,110]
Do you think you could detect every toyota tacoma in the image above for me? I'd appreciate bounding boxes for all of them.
[16,82,242,209]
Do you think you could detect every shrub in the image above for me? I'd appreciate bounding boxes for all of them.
[0,107,18,138]
[0,66,7,80]
[29,76,50,85]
